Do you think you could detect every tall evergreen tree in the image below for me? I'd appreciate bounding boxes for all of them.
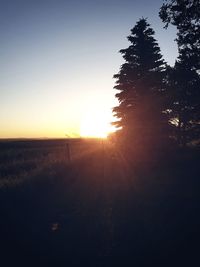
[160,0,200,145]
[113,19,169,154]
[160,0,200,70]
[165,58,200,145]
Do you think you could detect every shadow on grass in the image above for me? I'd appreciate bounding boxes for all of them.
[0,145,200,266]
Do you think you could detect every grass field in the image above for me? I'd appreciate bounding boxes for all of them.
[0,138,200,266]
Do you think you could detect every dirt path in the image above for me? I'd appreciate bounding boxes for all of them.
[64,140,143,265]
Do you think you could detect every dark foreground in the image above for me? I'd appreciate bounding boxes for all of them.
[0,139,200,266]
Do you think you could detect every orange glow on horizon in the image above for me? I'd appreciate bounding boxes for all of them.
[80,110,116,138]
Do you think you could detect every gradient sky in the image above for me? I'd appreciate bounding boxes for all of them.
[0,0,178,138]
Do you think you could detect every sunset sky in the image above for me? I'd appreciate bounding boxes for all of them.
[0,0,178,138]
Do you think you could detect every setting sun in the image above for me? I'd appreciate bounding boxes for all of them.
[80,110,115,138]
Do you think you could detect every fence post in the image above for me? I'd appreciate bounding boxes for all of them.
[66,141,71,164]
[102,138,105,178]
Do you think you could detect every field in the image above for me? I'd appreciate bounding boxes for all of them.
[0,139,200,266]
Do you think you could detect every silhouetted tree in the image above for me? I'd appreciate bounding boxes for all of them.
[160,0,200,70]
[165,61,200,145]
[160,0,200,145]
[113,18,169,156]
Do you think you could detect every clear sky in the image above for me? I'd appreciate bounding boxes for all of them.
[0,0,178,138]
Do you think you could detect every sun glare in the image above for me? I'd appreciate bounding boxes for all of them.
[80,110,115,138]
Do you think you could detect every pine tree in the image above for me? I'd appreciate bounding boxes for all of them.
[160,0,200,145]
[160,0,200,70]
[113,18,169,155]
[165,53,200,146]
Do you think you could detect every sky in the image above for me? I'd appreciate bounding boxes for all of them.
[0,0,178,138]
